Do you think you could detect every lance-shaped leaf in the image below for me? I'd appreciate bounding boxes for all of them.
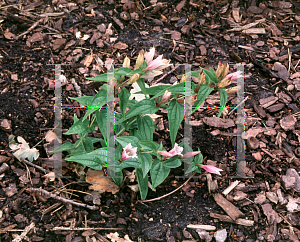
[192,83,214,113]
[167,99,185,147]
[217,88,228,118]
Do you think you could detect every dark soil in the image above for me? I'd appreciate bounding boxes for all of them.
[1,0,300,241]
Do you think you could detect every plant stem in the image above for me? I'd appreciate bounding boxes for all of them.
[116,117,137,136]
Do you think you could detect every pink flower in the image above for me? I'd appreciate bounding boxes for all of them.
[182,151,201,159]
[201,165,223,175]
[121,143,138,161]
[225,71,243,81]
[169,143,183,156]
[158,143,183,159]
[143,47,170,72]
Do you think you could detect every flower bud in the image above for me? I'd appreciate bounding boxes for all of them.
[194,72,206,93]
[217,77,231,88]
[219,62,229,80]
[123,56,130,68]
[215,62,223,78]
[127,73,140,85]
[135,53,144,70]
[180,74,186,83]
[225,86,241,94]
[157,90,171,107]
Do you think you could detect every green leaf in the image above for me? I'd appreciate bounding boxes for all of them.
[114,158,141,172]
[136,78,148,97]
[150,82,186,100]
[137,116,155,141]
[82,137,94,153]
[192,83,214,113]
[54,142,74,153]
[115,99,159,124]
[139,153,152,178]
[150,159,170,190]
[119,88,131,116]
[167,99,185,147]
[65,148,107,170]
[95,109,107,143]
[217,88,227,118]
[200,67,218,84]
[70,87,107,108]
[114,67,131,76]
[64,118,94,135]
[115,136,140,148]
[163,157,181,168]
[139,141,159,151]
[136,168,148,199]
[87,73,108,82]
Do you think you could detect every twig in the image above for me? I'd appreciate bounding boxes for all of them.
[51,227,123,231]
[261,148,281,162]
[11,222,35,242]
[20,158,49,174]
[138,172,196,203]
[27,188,99,210]
[15,19,44,40]
[152,65,180,85]
[228,96,249,116]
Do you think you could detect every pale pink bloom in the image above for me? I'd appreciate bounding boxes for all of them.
[144,47,155,64]
[121,143,138,161]
[169,143,183,156]
[144,55,170,71]
[182,151,201,159]
[157,150,174,158]
[225,71,243,81]
[201,165,223,175]
[158,143,183,159]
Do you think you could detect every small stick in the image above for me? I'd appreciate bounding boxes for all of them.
[138,172,196,203]
[27,188,99,210]
[152,65,180,85]
[52,227,123,231]
[261,148,281,162]
[11,222,35,242]
[228,96,249,116]
[20,158,49,174]
[15,19,44,40]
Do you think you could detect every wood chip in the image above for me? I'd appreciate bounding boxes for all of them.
[213,193,244,221]
[210,213,254,226]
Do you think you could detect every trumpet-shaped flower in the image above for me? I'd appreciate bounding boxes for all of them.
[182,151,201,159]
[121,143,138,161]
[201,165,223,175]
[158,143,183,159]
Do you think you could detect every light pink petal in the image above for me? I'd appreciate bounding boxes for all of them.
[201,165,223,175]
[121,143,138,161]
[225,71,243,81]
[144,47,155,64]
[169,143,183,156]
[158,151,173,158]
[144,56,164,71]
[182,151,200,159]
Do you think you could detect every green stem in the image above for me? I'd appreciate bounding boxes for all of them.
[74,115,97,149]
[115,117,137,136]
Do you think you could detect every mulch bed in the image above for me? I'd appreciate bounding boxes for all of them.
[0,0,300,241]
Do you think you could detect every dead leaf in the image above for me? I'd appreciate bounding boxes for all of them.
[106,232,133,242]
[203,117,235,129]
[86,169,120,194]
[113,42,128,50]
[84,52,94,67]
[4,31,15,40]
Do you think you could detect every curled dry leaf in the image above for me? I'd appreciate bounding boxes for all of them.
[9,135,39,162]
[86,169,119,194]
